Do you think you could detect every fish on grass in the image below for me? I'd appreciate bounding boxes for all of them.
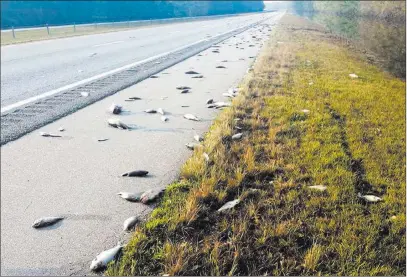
[122,170,149,177]
[185,71,200,75]
[32,217,64,228]
[107,118,130,130]
[123,216,140,232]
[218,199,240,212]
[108,103,122,115]
[144,109,157,113]
[232,133,243,140]
[184,114,199,121]
[203,152,210,162]
[140,189,164,204]
[357,193,382,203]
[40,132,61,138]
[90,243,124,272]
[308,185,327,191]
[117,192,143,202]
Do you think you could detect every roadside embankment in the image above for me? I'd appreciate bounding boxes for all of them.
[108,13,405,276]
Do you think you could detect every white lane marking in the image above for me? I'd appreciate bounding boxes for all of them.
[92,40,125,47]
[1,14,279,114]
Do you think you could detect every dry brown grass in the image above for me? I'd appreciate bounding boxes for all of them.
[107,14,405,276]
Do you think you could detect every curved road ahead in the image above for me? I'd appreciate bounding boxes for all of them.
[1,12,270,109]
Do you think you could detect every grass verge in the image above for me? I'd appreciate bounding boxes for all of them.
[107,14,405,276]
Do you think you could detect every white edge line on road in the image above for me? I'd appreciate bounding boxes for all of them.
[1,14,274,114]
[92,40,125,47]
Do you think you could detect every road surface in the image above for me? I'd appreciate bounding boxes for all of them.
[1,12,270,108]
[1,12,283,276]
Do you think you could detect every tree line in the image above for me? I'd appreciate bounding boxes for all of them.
[1,1,265,29]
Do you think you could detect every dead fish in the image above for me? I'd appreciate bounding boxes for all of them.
[89,52,97,57]
[140,189,164,204]
[185,71,200,75]
[144,109,157,113]
[108,103,123,115]
[232,133,243,140]
[221,60,228,62]
[235,126,243,130]
[107,118,129,130]
[192,75,204,78]
[32,217,64,228]
[123,216,139,232]
[349,73,358,78]
[40,132,61,138]
[129,97,142,100]
[207,104,216,108]
[97,138,109,142]
[122,170,149,177]
[249,44,255,47]
[185,142,200,150]
[117,192,143,202]
[218,199,240,212]
[157,108,165,115]
[176,86,191,90]
[229,87,239,94]
[206,98,214,104]
[194,134,203,142]
[212,50,220,53]
[181,105,190,108]
[301,109,310,114]
[216,66,226,69]
[181,89,190,94]
[214,102,231,108]
[357,193,382,203]
[80,92,89,97]
[249,56,255,58]
[308,185,327,191]
[90,243,123,272]
[223,92,235,98]
[150,75,159,79]
[203,152,210,162]
[184,114,199,121]
[58,127,65,132]
[161,116,169,122]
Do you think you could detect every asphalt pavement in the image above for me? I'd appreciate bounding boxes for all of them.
[1,12,269,108]
[1,12,283,276]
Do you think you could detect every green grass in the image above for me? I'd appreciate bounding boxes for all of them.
[107,14,405,276]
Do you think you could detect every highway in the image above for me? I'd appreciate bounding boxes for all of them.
[1,12,270,109]
[1,12,283,276]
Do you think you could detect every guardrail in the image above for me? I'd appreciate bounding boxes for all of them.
[1,11,273,39]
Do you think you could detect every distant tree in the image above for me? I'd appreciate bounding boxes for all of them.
[0,1,264,29]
